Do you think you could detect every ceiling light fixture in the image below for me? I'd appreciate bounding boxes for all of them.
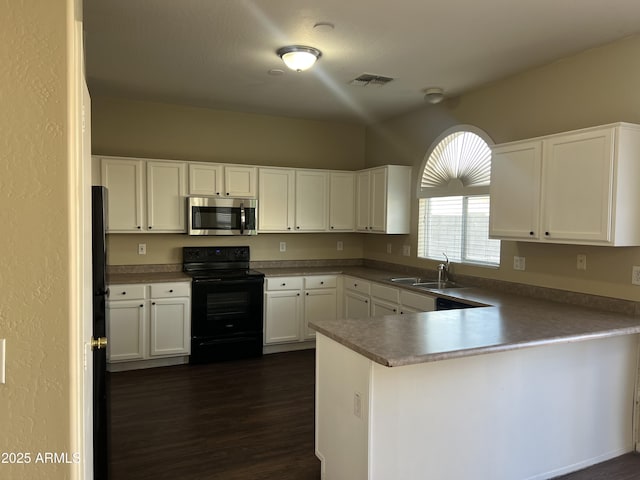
[276,45,322,72]
[424,87,445,104]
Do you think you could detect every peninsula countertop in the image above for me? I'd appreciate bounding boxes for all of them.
[294,267,640,367]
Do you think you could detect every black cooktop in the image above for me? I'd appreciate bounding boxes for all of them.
[183,246,264,280]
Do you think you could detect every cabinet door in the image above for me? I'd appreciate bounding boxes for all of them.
[400,290,435,312]
[329,172,355,231]
[304,289,337,340]
[149,297,191,357]
[264,290,302,344]
[356,171,371,231]
[101,158,144,232]
[146,160,187,232]
[189,163,223,196]
[258,168,295,232]
[489,141,542,240]
[369,167,388,232]
[541,128,614,242]
[106,300,146,362]
[224,166,257,197]
[295,170,329,231]
[371,298,400,317]
[344,291,370,319]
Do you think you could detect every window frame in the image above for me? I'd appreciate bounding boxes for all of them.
[417,125,500,267]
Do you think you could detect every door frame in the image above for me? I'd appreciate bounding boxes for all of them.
[68,0,93,478]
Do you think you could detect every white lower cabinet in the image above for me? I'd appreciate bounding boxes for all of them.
[107,281,191,368]
[303,277,338,339]
[264,275,337,349]
[344,276,435,318]
[370,283,401,316]
[343,276,371,319]
[107,299,146,362]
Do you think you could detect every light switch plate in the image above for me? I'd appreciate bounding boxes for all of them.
[632,266,640,285]
[279,242,286,253]
[0,339,5,384]
[337,241,343,251]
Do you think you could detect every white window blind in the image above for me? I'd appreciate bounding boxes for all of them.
[418,196,500,265]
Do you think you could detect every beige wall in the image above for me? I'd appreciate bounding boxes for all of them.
[107,233,363,265]
[92,96,368,265]
[364,34,640,301]
[91,96,366,169]
[0,1,75,478]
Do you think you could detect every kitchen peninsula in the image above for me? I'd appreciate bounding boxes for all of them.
[310,287,640,480]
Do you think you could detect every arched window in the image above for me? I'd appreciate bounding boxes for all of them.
[417,125,500,266]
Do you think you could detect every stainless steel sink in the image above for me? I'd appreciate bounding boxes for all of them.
[389,277,429,285]
[389,277,464,289]
[413,281,464,289]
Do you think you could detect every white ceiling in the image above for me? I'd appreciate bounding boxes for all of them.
[84,0,640,124]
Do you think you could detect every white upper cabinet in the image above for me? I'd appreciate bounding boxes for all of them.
[489,141,542,240]
[258,168,331,233]
[356,165,412,234]
[258,167,295,232]
[490,123,640,246]
[100,157,144,232]
[188,163,223,196]
[188,163,257,198]
[295,170,329,231]
[224,165,257,197]
[100,156,187,233]
[146,160,187,232]
[329,172,355,231]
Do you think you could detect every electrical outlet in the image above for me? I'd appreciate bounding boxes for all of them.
[402,245,411,256]
[337,241,343,251]
[577,254,587,271]
[513,256,526,271]
[138,243,146,255]
[387,243,392,254]
[632,266,640,285]
[279,242,286,253]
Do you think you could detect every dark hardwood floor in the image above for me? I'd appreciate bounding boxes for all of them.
[109,348,640,480]
[552,453,640,480]
[108,350,320,480]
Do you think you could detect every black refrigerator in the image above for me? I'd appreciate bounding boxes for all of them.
[92,186,109,480]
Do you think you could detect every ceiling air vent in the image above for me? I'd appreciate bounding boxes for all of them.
[349,73,394,87]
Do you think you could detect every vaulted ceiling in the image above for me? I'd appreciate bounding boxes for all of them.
[84,0,640,124]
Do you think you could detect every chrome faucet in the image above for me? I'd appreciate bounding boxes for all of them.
[437,253,449,283]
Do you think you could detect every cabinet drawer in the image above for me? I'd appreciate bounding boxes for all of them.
[265,276,303,291]
[343,276,370,295]
[304,275,337,289]
[109,284,146,300]
[370,283,400,303]
[150,282,190,298]
[400,290,435,312]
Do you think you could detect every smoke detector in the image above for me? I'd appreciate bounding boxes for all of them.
[424,87,445,104]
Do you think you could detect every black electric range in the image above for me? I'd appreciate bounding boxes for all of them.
[183,246,265,363]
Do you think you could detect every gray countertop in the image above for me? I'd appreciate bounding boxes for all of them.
[107,264,640,368]
[278,266,640,367]
[107,271,191,284]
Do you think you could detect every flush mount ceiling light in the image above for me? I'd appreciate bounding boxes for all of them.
[276,45,322,72]
[424,87,445,104]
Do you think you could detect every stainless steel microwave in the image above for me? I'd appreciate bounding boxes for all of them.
[187,197,257,235]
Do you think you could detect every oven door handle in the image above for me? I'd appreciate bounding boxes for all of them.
[240,201,245,235]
